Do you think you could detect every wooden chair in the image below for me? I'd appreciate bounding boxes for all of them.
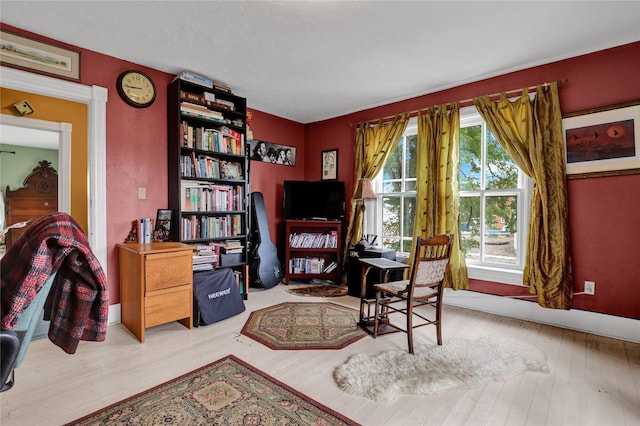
[373,234,454,353]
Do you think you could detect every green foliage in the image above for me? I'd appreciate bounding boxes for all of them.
[460,125,519,235]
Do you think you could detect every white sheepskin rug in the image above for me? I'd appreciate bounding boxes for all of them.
[333,336,549,403]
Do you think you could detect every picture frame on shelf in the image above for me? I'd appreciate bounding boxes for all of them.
[153,209,172,241]
[321,149,338,181]
[221,161,243,179]
[0,30,81,81]
[563,100,640,179]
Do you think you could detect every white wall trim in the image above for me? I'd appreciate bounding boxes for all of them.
[1,67,108,272]
[443,289,640,343]
[108,303,121,325]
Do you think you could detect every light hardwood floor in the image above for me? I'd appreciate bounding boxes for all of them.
[1,284,639,425]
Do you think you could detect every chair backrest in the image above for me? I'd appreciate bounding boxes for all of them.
[408,234,454,293]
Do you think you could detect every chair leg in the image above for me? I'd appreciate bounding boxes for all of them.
[407,301,414,354]
[373,290,380,338]
[1,370,15,393]
[436,296,443,345]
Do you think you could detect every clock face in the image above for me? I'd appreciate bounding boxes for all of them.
[117,71,156,108]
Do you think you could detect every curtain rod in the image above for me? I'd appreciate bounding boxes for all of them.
[350,79,568,128]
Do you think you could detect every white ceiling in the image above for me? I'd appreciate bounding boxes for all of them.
[1,1,639,124]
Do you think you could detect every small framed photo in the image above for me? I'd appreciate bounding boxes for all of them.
[153,209,172,241]
[321,149,338,180]
[0,30,81,81]
[563,101,640,178]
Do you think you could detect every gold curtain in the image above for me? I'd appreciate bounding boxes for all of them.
[344,114,409,262]
[473,82,572,309]
[412,103,468,290]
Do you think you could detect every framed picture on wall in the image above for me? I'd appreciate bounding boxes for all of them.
[563,100,640,178]
[248,139,296,166]
[321,149,338,180]
[0,30,81,81]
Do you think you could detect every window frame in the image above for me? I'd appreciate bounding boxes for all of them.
[373,108,531,285]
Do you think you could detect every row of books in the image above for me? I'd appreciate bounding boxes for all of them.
[180,101,224,122]
[181,181,245,212]
[180,90,236,111]
[136,217,154,243]
[180,153,244,180]
[181,214,243,240]
[288,257,337,274]
[180,121,244,154]
[289,232,339,249]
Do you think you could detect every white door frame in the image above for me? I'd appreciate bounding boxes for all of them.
[1,67,108,273]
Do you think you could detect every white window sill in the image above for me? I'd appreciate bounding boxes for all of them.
[467,264,523,286]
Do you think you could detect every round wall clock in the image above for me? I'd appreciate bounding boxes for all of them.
[116,70,157,108]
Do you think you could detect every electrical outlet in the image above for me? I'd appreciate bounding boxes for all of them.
[584,280,595,295]
[138,187,147,200]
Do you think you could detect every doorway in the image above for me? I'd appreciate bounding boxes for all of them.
[1,67,107,272]
[0,115,72,219]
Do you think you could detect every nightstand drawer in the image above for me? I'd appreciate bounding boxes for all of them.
[145,251,192,291]
[145,285,192,328]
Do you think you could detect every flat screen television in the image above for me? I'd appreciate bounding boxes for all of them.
[282,180,345,220]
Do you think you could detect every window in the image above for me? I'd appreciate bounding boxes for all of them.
[376,121,417,254]
[374,110,531,285]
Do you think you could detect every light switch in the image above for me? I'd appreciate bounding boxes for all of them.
[138,187,147,200]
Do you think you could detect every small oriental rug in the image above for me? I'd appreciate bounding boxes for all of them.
[241,302,367,350]
[67,355,359,425]
[286,283,349,297]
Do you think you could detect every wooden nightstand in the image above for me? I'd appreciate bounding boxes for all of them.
[118,242,194,342]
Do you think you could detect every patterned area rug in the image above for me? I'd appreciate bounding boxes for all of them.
[286,284,349,297]
[241,302,367,350]
[67,355,359,425]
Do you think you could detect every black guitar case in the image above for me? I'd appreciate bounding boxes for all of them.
[249,192,283,288]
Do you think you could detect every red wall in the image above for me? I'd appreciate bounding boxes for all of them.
[3,22,638,318]
[247,110,305,258]
[305,41,640,319]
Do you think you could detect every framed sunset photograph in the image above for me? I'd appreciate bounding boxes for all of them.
[563,101,640,178]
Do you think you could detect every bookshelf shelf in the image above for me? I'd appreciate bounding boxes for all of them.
[284,219,342,285]
[168,78,249,299]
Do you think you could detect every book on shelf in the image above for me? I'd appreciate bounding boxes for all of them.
[174,71,213,88]
[193,263,214,272]
[181,215,243,240]
[180,122,245,154]
[213,81,233,93]
[288,256,326,274]
[323,261,338,273]
[135,217,153,244]
[180,105,224,122]
[220,245,244,254]
[190,242,222,269]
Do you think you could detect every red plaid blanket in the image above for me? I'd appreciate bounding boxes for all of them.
[1,212,109,354]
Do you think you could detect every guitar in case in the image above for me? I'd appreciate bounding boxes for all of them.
[249,192,283,288]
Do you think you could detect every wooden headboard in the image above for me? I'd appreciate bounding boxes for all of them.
[4,160,58,248]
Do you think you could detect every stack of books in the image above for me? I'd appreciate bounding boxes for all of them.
[180,101,224,123]
[174,71,213,88]
[191,242,220,271]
